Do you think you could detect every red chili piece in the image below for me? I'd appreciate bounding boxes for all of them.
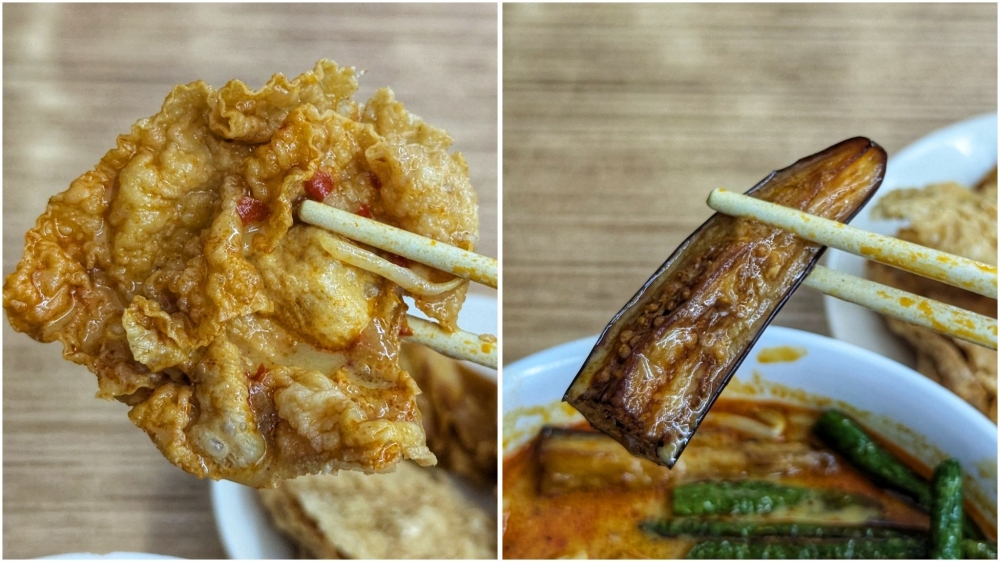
[399,324,414,337]
[237,196,271,223]
[248,364,267,381]
[387,253,410,268]
[356,203,373,218]
[304,171,334,201]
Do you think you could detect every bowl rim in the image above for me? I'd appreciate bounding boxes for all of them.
[502,325,997,526]
[502,326,998,472]
[502,325,996,449]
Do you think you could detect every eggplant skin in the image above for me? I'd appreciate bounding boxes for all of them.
[564,138,887,468]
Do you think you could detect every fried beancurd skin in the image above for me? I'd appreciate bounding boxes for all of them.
[3,60,479,487]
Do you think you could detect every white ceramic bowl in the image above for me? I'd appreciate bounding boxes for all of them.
[502,326,997,528]
[825,113,998,366]
[212,293,497,559]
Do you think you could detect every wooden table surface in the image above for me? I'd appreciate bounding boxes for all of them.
[2,4,496,558]
[503,3,997,363]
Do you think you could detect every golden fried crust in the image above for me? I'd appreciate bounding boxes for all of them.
[401,343,498,487]
[3,60,478,487]
[867,180,997,423]
[261,463,497,559]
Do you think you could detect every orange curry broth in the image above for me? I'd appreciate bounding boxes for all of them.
[501,399,974,559]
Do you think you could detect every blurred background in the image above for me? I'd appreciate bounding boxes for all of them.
[503,3,997,363]
[3,3,496,558]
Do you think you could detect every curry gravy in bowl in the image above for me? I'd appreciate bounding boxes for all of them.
[501,328,997,559]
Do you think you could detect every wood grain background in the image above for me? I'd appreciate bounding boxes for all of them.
[2,4,496,558]
[503,3,997,363]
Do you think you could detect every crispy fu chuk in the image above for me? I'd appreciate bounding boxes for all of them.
[565,138,886,467]
[400,342,498,487]
[260,463,497,559]
[261,345,497,559]
[2,60,479,487]
[866,174,998,421]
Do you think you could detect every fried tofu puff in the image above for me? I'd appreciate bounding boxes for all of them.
[3,60,479,487]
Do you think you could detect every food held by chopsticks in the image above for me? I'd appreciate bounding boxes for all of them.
[565,138,886,468]
[867,171,998,421]
[2,60,483,487]
[262,344,497,559]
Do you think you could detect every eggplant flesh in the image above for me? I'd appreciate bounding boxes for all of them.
[537,426,836,496]
[563,138,887,467]
[538,427,671,495]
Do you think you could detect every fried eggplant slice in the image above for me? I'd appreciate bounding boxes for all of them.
[537,427,672,495]
[564,138,886,467]
[537,425,834,496]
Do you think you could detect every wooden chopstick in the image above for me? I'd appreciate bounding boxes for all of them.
[706,188,998,350]
[300,200,498,289]
[299,201,498,369]
[805,265,996,349]
[317,234,465,297]
[708,188,998,299]
[406,316,498,369]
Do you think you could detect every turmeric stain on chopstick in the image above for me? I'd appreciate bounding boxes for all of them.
[917,300,935,317]
[975,262,998,274]
[859,244,879,259]
[453,265,479,278]
[915,300,954,335]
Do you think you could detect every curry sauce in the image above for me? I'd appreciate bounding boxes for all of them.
[502,399,973,559]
